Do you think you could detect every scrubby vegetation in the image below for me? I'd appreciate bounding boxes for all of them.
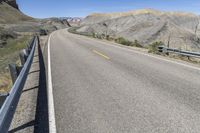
[69,28,200,64]
[92,33,115,41]
[68,28,143,48]
[0,73,12,93]
[148,41,164,53]
[67,27,78,34]
[115,37,132,46]
[0,35,31,92]
[68,27,93,37]
[115,37,143,48]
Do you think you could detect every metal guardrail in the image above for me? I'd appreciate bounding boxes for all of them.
[0,36,38,133]
[158,46,200,58]
[0,93,8,109]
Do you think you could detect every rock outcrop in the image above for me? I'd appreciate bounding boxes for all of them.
[78,9,200,51]
[1,0,18,9]
[0,0,33,23]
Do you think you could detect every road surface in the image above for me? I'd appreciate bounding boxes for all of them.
[49,29,200,133]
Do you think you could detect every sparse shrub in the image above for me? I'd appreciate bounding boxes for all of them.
[94,33,109,40]
[115,37,132,46]
[115,37,125,44]
[80,32,93,37]
[197,38,200,43]
[0,73,11,92]
[106,35,110,40]
[115,37,143,48]
[0,40,6,48]
[148,41,164,53]
[68,27,93,37]
[130,40,143,48]
[0,31,17,41]
[95,34,100,39]
[68,27,79,34]
[39,29,48,36]
[92,33,96,38]
[101,34,106,39]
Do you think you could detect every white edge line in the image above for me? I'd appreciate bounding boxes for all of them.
[48,32,57,133]
[114,45,200,71]
[74,33,200,71]
[133,49,200,71]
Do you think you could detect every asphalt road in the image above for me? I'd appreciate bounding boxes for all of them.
[50,29,200,133]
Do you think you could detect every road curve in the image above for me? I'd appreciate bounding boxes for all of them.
[49,29,200,133]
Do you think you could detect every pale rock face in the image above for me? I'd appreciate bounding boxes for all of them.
[78,9,200,51]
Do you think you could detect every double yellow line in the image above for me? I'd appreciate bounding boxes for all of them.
[92,50,110,60]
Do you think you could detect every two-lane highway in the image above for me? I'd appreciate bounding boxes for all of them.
[49,29,200,133]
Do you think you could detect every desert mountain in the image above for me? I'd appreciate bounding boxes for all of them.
[0,0,33,23]
[78,9,200,51]
[1,0,18,9]
[0,0,70,47]
[62,17,82,26]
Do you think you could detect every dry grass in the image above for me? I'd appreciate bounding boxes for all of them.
[0,2,32,24]
[169,54,200,64]
[0,35,31,71]
[0,72,11,93]
[0,35,31,92]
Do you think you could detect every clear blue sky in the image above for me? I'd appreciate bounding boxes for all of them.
[17,0,200,18]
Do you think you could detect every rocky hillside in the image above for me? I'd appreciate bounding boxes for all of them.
[0,0,71,92]
[0,0,69,70]
[1,0,18,9]
[0,0,33,23]
[78,9,200,51]
[0,0,70,46]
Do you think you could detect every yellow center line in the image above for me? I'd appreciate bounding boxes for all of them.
[92,49,110,60]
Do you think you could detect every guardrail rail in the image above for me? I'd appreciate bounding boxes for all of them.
[0,36,38,133]
[158,46,200,58]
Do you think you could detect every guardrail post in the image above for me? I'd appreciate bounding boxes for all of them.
[158,46,169,55]
[157,46,200,58]
[158,46,164,53]
[8,64,22,84]
[19,49,29,66]
[26,37,35,54]
[26,44,31,54]
[0,36,37,133]
[187,56,190,60]
[0,93,8,109]
[9,64,18,84]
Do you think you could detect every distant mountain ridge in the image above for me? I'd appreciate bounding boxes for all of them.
[78,9,200,51]
[60,17,82,26]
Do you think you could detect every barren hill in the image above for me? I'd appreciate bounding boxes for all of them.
[0,0,69,73]
[1,0,18,9]
[0,0,33,23]
[78,9,200,51]
[0,0,70,44]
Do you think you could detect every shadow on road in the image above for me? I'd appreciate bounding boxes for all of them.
[9,120,35,133]
[34,42,49,133]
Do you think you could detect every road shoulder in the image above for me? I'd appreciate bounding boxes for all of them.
[67,29,200,69]
[9,36,49,133]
